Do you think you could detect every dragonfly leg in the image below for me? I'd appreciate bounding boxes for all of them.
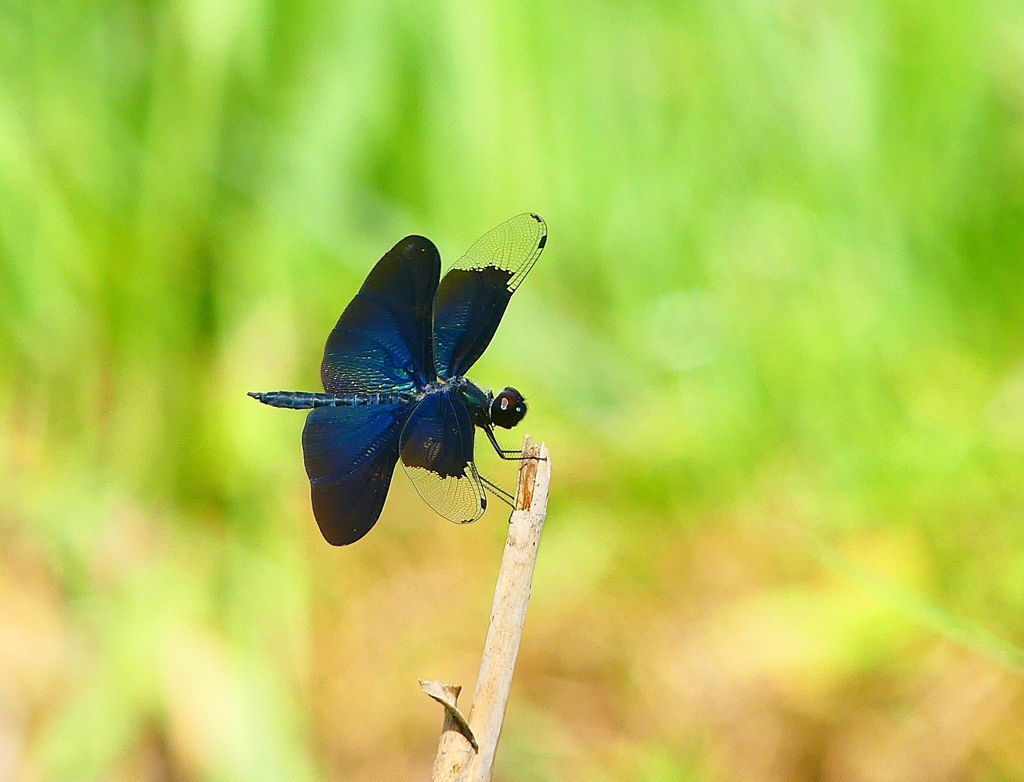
[480,474,516,509]
[484,426,544,461]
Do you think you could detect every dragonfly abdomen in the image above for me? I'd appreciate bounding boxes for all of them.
[248,390,416,409]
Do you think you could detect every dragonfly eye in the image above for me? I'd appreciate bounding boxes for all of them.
[491,386,527,429]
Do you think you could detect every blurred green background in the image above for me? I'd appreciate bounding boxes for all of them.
[3,0,1024,779]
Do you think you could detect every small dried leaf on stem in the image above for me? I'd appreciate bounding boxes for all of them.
[420,679,478,751]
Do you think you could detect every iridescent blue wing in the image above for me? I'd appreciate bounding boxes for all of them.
[322,236,440,393]
[302,403,415,545]
[399,390,486,523]
[433,213,547,379]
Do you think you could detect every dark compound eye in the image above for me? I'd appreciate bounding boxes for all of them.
[491,386,528,429]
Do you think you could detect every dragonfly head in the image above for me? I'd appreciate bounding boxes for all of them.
[491,386,527,429]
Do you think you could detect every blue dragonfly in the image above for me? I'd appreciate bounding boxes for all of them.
[250,213,547,544]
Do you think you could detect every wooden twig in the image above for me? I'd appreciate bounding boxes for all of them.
[425,436,551,782]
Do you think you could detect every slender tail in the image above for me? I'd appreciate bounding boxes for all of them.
[248,390,323,409]
[249,389,419,408]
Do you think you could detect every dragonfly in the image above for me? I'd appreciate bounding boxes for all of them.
[249,213,547,545]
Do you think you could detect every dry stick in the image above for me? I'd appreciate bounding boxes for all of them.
[423,436,551,782]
